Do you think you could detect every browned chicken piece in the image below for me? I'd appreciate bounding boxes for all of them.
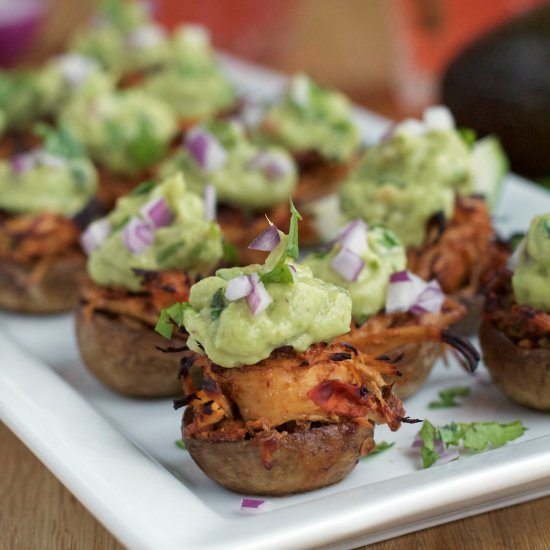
[407,196,509,299]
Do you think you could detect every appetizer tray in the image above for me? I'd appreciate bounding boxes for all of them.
[2,54,550,550]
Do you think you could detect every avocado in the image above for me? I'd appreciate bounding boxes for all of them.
[442,5,550,178]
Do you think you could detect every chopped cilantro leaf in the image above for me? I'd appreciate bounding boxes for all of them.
[260,263,294,285]
[542,220,550,239]
[363,441,394,458]
[457,127,477,149]
[130,179,156,196]
[222,240,239,265]
[259,199,302,284]
[415,420,527,468]
[428,386,470,409]
[175,439,187,450]
[156,241,182,264]
[34,123,84,159]
[210,288,226,320]
[287,198,302,260]
[127,116,166,170]
[155,302,190,339]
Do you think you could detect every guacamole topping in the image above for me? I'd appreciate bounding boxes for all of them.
[159,120,297,210]
[0,69,58,131]
[0,126,97,217]
[60,89,176,175]
[87,173,223,291]
[180,232,352,368]
[339,114,473,247]
[42,53,114,114]
[512,213,550,311]
[143,25,236,120]
[71,0,169,77]
[257,73,360,162]
[302,224,406,322]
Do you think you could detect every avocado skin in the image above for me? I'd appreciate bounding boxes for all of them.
[442,5,550,178]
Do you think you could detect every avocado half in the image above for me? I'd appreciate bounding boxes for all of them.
[442,5,550,178]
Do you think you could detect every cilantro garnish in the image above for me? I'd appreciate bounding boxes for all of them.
[428,386,471,409]
[156,241,183,264]
[415,420,527,469]
[222,240,239,265]
[127,116,167,170]
[362,441,394,458]
[541,220,550,239]
[210,288,226,320]
[129,179,156,196]
[175,439,187,450]
[155,302,190,339]
[260,199,302,285]
[34,123,84,159]
[457,127,477,149]
[287,198,302,260]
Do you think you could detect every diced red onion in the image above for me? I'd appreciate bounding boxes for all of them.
[289,74,310,107]
[423,106,455,132]
[386,271,444,316]
[122,216,154,254]
[248,224,281,251]
[411,433,424,448]
[203,184,216,222]
[185,127,227,173]
[240,498,274,513]
[57,53,99,88]
[337,219,368,256]
[331,247,364,282]
[434,448,460,466]
[139,197,173,229]
[289,264,297,282]
[126,24,166,49]
[507,239,524,271]
[35,151,66,169]
[247,273,272,315]
[248,151,293,181]
[389,270,411,284]
[80,218,111,255]
[409,280,445,316]
[10,152,35,174]
[395,118,425,138]
[225,275,253,302]
[178,24,210,48]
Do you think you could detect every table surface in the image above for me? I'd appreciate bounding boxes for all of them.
[2,421,550,549]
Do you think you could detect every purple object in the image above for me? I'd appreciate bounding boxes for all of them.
[247,273,272,316]
[248,224,281,251]
[80,218,111,255]
[0,1,45,67]
[122,217,154,255]
[331,247,364,282]
[140,197,173,229]
[224,275,253,302]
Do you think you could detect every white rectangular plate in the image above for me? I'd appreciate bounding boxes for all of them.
[1,55,550,550]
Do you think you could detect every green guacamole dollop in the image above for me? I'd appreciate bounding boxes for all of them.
[159,120,297,210]
[339,126,472,247]
[183,236,352,368]
[88,173,223,291]
[256,73,360,162]
[60,89,176,176]
[41,53,114,115]
[0,70,58,131]
[71,0,169,78]
[302,225,406,323]
[513,213,550,311]
[143,25,236,120]
[0,149,97,218]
